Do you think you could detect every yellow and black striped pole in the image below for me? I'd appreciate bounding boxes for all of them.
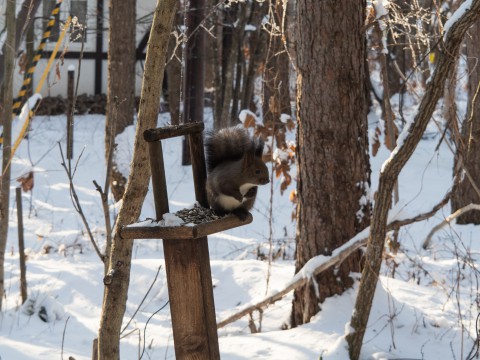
[12,0,64,115]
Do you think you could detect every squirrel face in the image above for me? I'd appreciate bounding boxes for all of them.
[242,151,269,185]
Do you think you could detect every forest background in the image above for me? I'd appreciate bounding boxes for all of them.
[1,0,480,359]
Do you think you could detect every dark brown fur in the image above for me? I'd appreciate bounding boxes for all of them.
[205,127,269,220]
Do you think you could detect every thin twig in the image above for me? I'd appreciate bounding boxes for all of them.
[59,144,104,262]
[61,316,71,360]
[140,301,169,360]
[121,264,163,334]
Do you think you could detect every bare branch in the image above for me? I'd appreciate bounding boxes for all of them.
[423,203,480,249]
[217,193,450,329]
[59,144,105,262]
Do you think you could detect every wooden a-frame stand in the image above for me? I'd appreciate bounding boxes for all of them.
[120,122,252,360]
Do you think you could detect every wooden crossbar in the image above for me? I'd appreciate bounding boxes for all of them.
[130,122,253,359]
[120,213,252,240]
[143,122,204,142]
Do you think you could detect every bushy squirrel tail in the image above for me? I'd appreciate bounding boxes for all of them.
[204,126,264,173]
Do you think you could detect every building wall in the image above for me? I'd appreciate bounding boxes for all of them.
[9,0,157,100]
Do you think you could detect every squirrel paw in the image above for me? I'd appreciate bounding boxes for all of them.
[232,208,249,221]
[244,186,258,198]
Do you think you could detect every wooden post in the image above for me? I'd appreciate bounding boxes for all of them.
[16,187,27,304]
[188,131,208,208]
[95,0,104,95]
[146,125,220,360]
[67,67,74,160]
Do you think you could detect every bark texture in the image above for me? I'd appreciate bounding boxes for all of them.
[347,3,480,359]
[0,0,16,311]
[291,0,370,327]
[262,1,291,127]
[97,1,177,358]
[451,21,480,224]
[0,0,40,90]
[106,0,137,202]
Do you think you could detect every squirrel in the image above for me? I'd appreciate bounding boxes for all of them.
[205,126,269,220]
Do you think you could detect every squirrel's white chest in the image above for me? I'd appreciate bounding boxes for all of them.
[217,183,257,211]
[239,183,256,195]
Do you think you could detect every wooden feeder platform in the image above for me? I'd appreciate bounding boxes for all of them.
[120,213,252,240]
[124,122,252,360]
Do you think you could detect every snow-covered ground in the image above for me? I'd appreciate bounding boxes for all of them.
[1,86,479,360]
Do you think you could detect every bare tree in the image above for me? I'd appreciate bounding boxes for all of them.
[0,0,16,311]
[105,0,137,202]
[0,0,40,91]
[165,12,183,126]
[347,2,480,358]
[262,0,291,127]
[96,0,178,358]
[291,0,370,326]
[451,20,480,224]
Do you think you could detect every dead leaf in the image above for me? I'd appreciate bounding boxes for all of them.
[384,122,398,151]
[289,189,297,203]
[372,126,382,157]
[286,118,296,132]
[18,52,28,74]
[243,113,256,128]
[17,171,34,192]
[55,63,61,82]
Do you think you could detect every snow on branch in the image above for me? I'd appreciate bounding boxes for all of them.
[422,203,480,249]
[217,192,450,329]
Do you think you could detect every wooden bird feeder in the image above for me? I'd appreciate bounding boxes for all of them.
[119,122,252,360]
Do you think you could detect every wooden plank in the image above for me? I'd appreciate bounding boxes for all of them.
[143,122,204,142]
[196,236,220,359]
[148,141,170,218]
[119,213,252,240]
[163,238,217,359]
[189,131,208,208]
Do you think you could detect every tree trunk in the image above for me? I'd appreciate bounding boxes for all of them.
[0,0,40,91]
[218,3,247,127]
[240,0,268,112]
[291,0,370,327]
[347,3,480,358]
[451,20,480,224]
[0,0,16,311]
[213,2,224,129]
[181,0,206,166]
[105,0,137,202]
[97,1,177,358]
[262,1,291,126]
[165,12,183,126]
[214,2,250,129]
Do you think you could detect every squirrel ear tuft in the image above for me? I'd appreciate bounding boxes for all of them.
[242,146,255,170]
[255,138,265,157]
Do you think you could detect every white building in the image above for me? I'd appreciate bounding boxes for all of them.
[5,0,158,100]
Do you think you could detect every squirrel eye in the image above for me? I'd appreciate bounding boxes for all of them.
[255,169,260,174]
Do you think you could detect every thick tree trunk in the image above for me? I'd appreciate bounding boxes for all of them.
[106,0,137,202]
[451,21,480,224]
[97,1,177,358]
[0,0,16,311]
[291,0,370,327]
[347,3,480,359]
